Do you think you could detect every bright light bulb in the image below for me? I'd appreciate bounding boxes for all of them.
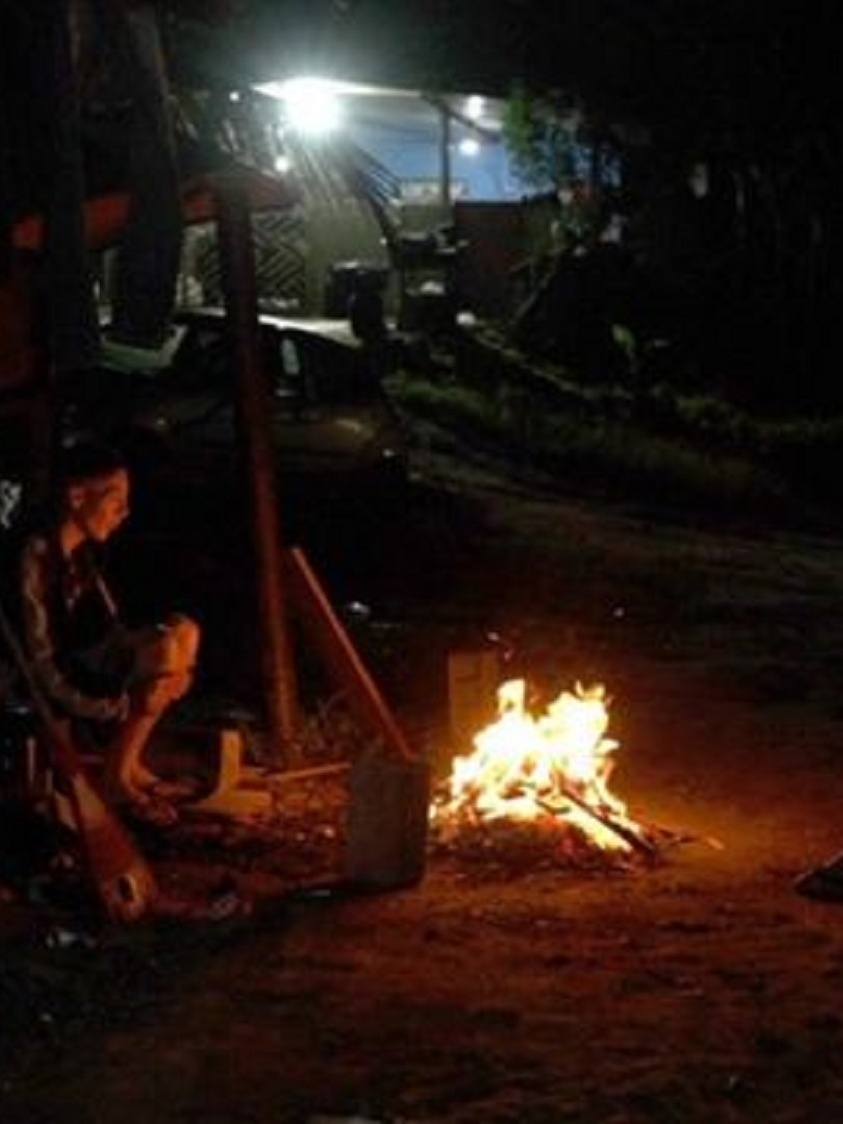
[466,95,484,120]
[281,77,343,136]
[459,137,480,157]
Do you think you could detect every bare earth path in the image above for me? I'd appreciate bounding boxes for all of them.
[5,448,843,1123]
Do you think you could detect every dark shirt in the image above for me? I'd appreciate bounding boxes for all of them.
[18,531,129,721]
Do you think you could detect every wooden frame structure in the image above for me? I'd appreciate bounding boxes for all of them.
[2,167,418,775]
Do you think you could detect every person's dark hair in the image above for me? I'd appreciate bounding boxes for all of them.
[56,440,128,489]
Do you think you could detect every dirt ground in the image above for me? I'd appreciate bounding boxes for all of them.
[5,444,843,1123]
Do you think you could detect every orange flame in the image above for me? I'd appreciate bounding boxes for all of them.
[434,679,635,851]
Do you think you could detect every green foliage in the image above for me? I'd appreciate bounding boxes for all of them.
[389,335,843,528]
[502,85,610,251]
[502,84,582,195]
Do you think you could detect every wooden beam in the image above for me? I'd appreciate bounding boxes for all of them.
[286,546,417,762]
[212,173,300,766]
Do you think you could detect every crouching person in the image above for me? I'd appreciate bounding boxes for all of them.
[14,440,200,824]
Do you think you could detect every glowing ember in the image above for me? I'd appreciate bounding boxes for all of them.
[433,679,643,853]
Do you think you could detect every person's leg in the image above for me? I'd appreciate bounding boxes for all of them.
[103,614,200,803]
[133,613,200,704]
[101,709,160,804]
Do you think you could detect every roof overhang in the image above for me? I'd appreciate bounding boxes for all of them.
[12,166,300,255]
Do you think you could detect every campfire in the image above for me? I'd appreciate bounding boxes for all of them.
[432,678,662,864]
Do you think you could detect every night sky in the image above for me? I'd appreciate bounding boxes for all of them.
[186,0,842,126]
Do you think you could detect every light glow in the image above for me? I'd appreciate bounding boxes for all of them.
[280,77,343,136]
[466,95,484,120]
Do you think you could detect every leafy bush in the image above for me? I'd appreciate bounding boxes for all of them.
[389,332,843,527]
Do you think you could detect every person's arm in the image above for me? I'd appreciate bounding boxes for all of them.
[18,536,129,722]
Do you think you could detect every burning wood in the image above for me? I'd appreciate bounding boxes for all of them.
[431,678,664,865]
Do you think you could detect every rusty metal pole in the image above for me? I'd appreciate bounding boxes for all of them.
[211,172,300,766]
[438,102,452,209]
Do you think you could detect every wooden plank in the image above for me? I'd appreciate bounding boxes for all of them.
[286,547,417,762]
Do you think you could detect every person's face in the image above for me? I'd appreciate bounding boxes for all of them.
[67,469,131,542]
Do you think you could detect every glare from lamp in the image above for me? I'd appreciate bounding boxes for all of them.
[466,95,484,120]
[458,137,481,157]
[281,76,343,136]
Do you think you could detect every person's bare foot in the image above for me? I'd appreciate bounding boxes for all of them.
[102,774,149,807]
[102,777,179,826]
[125,762,199,800]
[104,759,158,804]
[131,762,161,789]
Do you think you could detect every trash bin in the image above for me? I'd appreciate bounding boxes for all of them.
[324,261,388,321]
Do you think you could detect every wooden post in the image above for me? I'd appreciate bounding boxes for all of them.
[211,173,300,766]
[438,101,452,209]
